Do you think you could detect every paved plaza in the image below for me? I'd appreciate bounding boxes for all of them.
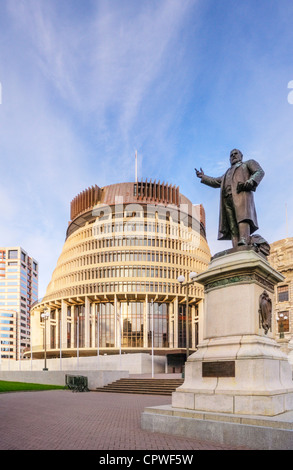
[0,389,249,451]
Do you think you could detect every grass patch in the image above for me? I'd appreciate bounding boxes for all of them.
[0,380,66,392]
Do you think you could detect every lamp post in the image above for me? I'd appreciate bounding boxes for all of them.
[277,312,288,339]
[41,310,50,371]
[177,272,197,359]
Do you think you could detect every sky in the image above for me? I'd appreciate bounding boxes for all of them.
[0,0,293,297]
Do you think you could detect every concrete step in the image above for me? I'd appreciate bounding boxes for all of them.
[95,378,184,395]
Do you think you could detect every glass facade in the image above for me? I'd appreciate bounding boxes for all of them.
[0,247,38,360]
[148,303,168,348]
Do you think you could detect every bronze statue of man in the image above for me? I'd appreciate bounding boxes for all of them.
[195,149,265,248]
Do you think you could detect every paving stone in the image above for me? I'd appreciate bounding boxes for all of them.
[0,390,249,450]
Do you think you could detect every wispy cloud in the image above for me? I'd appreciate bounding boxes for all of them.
[1,0,293,294]
[7,0,194,136]
[1,0,198,294]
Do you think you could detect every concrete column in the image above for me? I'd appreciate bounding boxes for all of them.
[91,303,96,349]
[191,304,196,349]
[197,299,204,345]
[114,295,118,347]
[144,295,149,348]
[61,300,67,350]
[45,307,51,351]
[70,305,75,348]
[115,296,122,348]
[56,308,61,351]
[85,297,90,348]
[31,308,43,353]
[168,301,174,348]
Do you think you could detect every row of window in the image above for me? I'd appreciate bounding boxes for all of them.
[69,265,196,283]
[93,221,198,242]
[55,249,208,288]
[44,302,196,350]
[65,249,205,267]
[7,250,38,271]
[45,279,200,301]
[66,235,206,258]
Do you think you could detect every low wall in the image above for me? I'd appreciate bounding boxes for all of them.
[0,369,129,390]
[0,353,166,375]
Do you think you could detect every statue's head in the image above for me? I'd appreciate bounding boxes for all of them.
[230,149,243,166]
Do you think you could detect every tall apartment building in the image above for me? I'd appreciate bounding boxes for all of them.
[0,247,38,361]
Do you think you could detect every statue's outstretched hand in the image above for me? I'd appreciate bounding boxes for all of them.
[195,167,204,179]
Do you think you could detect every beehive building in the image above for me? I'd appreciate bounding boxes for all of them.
[29,180,211,363]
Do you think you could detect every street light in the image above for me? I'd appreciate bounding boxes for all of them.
[177,272,197,359]
[41,310,50,371]
[277,312,288,339]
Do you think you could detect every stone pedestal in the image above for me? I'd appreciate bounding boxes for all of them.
[173,248,293,416]
[142,248,293,449]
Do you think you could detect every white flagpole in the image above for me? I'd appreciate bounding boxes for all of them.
[60,314,62,370]
[97,305,100,367]
[151,299,154,378]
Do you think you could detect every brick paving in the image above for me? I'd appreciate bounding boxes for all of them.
[0,390,249,451]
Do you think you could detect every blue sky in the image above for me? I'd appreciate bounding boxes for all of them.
[0,0,293,297]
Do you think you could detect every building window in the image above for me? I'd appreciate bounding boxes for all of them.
[8,250,18,259]
[277,285,289,302]
[148,302,169,348]
[67,321,71,348]
[74,305,85,348]
[277,311,290,334]
[97,303,115,348]
[50,324,56,349]
[121,302,144,348]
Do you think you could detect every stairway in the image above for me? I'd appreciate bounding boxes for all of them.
[95,377,184,396]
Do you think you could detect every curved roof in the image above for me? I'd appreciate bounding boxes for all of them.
[67,180,206,239]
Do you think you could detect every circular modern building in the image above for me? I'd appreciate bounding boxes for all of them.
[29,180,211,364]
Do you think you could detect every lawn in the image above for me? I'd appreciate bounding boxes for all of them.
[0,380,65,392]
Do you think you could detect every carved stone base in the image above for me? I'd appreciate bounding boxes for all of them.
[172,248,293,417]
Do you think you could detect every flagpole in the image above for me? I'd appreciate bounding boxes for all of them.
[151,299,154,378]
[96,304,99,368]
[119,305,121,357]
